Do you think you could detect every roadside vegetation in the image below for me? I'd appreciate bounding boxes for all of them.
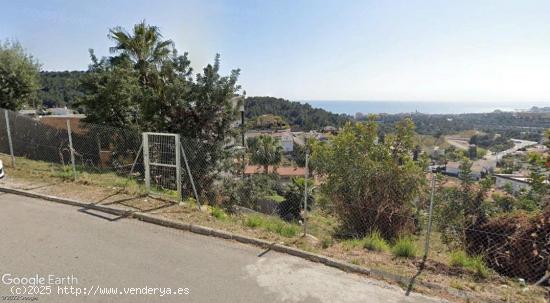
[1,151,548,302]
[1,19,549,303]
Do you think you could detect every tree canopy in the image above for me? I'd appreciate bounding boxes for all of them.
[0,40,41,110]
[39,71,86,108]
[311,118,425,239]
[249,135,283,173]
[245,96,349,131]
[78,21,243,196]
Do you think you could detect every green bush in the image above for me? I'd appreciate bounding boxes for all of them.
[469,256,490,279]
[223,174,279,210]
[392,237,417,258]
[311,119,424,240]
[449,250,469,267]
[211,206,227,221]
[363,231,390,252]
[449,251,489,279]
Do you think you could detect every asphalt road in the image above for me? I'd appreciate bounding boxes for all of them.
[0,193,444,303]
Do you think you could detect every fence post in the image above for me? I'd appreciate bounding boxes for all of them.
[303,152,309,236]
[406,172,436,296]
[142,133,150,192]
[174,135,182,202]
[66,120,77,180]
[180,144,200,209]
[423,173,436,259]
[4,110,15,168]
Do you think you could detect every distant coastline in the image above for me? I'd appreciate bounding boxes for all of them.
[301,100,550,115]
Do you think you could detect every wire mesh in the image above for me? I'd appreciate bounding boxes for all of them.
[0,107,548,302]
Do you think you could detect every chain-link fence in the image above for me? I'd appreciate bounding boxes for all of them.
[0,109,144,185]
[0,108,548,302]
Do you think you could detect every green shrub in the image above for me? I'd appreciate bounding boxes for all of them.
[469,256,490,279]
[211,206,227,221]
[244,215,263,228]
[449,250,490,279]
[449,250,469,267]
[392,237,417,258]
[363,231,390,252]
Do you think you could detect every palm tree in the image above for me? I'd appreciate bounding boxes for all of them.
[250,135,283,174]
[108,21,173,86]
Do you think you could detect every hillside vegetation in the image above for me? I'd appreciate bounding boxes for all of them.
[39,71,86,108]
[245,96,349,131]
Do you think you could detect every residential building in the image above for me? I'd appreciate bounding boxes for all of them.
[445,162,460,176]
[245,130,294,152]
[494,174,532,193]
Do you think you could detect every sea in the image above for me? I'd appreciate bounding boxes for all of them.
[302,100,549,115]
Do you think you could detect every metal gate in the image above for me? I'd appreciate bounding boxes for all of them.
[142,132,182,200]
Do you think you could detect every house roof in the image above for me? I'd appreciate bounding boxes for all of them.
[446,162,460,169]
[495,174,531,184]
[271,131,292,138]
[244,165,305,177]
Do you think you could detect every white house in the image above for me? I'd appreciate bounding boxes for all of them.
[494,174,532,193]
[273,132,294,152]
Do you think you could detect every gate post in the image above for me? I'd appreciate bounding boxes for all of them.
[175,134,182,201]
[4,110,15,168]
[66,120,77,180]
[142,133,150,191]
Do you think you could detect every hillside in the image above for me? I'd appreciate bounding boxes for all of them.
[372,112,549,141]
[245,96,350,131]
[38,71,86,108]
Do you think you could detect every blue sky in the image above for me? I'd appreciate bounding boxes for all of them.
[1,0,550,103]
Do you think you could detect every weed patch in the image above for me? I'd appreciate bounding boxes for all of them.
[363,230,390,252]
[243,214,299,237]
[392,237,417,258]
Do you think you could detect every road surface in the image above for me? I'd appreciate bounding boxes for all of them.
[0,193,443,303]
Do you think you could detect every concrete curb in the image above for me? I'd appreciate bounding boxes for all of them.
[0,186,131,216]
[0,186,375,278]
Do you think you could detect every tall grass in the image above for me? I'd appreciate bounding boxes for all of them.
[392,237,417,258]
[449,250,489,279]
[210,206,228,221]
[363,230,390,252]
[244,214,300,237]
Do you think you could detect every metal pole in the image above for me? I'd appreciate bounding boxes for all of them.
[142,133,150,192]
[423,173,436,260]
[129,143,143,176]
[66,120,77,180]
[181,144,200,209]
[174,135,182,202]
[405,172,436,296]
[241,110,245,147]
[303,152,309,236]
[4,110,15,168]
[241,110,246,179]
